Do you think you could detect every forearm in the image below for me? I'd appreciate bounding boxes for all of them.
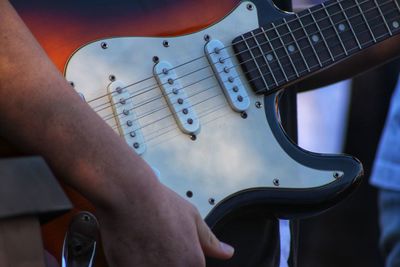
[0,0,157,209]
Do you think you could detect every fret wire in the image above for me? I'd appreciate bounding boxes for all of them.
[261,29,289,82]
[235,10,400,97]
[231,0,392,71]
[251,30,279,86]
[259,10,397,82]
[248,25,397,95]
[308,8,335,62]
[373,0,393,35]
[232,1,399,94]
[338,1,362,49]
[283,17,311,72]
[240,34,270,90]
[271,22,300,78]
[295,13,323,67]
[322,1,348,56]
[355,0,377,42]
[394,0,400,13]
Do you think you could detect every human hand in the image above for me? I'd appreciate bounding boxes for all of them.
[96,179,234,267]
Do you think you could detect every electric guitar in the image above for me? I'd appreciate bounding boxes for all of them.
[12,0,400,264]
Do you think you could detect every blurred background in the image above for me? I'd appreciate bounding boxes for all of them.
[291,0,400,266]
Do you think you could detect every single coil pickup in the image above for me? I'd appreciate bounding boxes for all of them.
[108,81,146,155]
[154,61,200,135]
[205,39,250,112]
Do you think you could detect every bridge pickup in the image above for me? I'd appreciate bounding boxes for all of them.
[205,40,250,112]
[108,81,146,155]
[154,61,200,135]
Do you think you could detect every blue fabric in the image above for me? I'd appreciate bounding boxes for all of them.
[370,81,400,190]
[371,78,400,267]
[378,189,400,267]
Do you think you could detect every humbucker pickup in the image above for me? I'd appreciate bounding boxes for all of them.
[205,39,250,112]
[108,81,146,155]
[154,61,200,135]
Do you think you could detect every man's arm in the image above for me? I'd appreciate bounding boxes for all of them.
[0,0,233,266]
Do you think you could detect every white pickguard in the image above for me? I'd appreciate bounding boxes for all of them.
[65,2,335,218]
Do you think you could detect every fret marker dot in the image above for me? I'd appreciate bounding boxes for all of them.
[287,45,295,53]
[311,35,319,43]
[266,54,273,62]
[338,23,346,32]
[393,21,399,29]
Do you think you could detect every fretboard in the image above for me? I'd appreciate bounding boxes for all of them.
[232,0,400,94]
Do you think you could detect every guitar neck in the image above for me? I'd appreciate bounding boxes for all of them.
[233,0,400,94]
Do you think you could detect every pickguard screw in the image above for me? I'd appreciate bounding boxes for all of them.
[163,40,169,47]
[255,101,263,109]
[273,178,280,186]
[153,56,160,63]
[101,42,108,49]
[109,75,116,82]
[247,3,254,10]
[69,81,75,87]
[204,34,211,42]
[241,111,248,119]
[333,172,343,179]
[208,198,215,205]
[82,214,90,222]
[190,134,197,141]
[186,191,193,198]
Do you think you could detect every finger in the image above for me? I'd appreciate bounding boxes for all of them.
[196,217,234,259]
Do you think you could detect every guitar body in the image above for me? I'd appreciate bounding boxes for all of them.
[10,0,363,265]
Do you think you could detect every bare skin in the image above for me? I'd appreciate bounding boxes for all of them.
[0,1,234,266]
[2,0,400,266]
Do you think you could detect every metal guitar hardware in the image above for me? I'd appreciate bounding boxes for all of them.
[61,212,99,267]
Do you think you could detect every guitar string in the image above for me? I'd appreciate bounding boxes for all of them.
[102,7,397,131]
[113,27,394,146]
[106,11,397,134]
[93,0,397,120]
[108,82,222,131]
[85,0,343,106]
[97,1,396,126]
[142,29,390,148]
[116,8,396,144]
[87,0,388,109]
[146,102,232,148]
[89,0,380,112]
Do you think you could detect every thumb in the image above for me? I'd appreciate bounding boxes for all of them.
[196,217,234,259]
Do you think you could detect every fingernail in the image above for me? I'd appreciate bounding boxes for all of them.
[220,242,234,255]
